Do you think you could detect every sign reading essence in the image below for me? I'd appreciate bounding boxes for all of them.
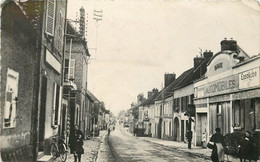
[239,67,260,89]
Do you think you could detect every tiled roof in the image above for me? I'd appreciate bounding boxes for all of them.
[154,58,209,101]
[142,92,159,106]
[155,68,193,101]
[86,90,99,102]
[174,59,208,90]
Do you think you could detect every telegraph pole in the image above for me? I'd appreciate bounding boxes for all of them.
[93,9,103,55]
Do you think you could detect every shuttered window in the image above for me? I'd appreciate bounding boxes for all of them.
[46,0,56,36]
[57,11,64,52]
[52,83,61,126]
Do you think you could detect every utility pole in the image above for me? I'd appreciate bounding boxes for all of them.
[93,9,103,55]
[185,104,195,149]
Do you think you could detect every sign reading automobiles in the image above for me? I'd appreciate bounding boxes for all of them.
[195,75,239,98]
[239,67,259,89]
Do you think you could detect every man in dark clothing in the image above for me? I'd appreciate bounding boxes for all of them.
[69,125,84,162]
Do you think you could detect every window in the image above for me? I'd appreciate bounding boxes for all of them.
[233,100,241,128]
[46,0,56,36]
[52,83,61,126]
[4,69,19,128]
[56,11,64,52]
[169,122,172,136]
[64,59,69,81]
[217,103,222,115]
[69,59,75,80]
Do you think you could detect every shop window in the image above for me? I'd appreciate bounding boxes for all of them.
[217,103,222,115]
[256,98,260,130]
[233,100,241,128]
[4,69,19,128]
[52,83,61,126]
[248,99,256,130]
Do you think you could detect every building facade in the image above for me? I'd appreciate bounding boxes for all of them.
[1,1,39,161]
[193,39,258,147]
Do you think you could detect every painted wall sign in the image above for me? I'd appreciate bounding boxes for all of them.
[239,67,260,89]
[195,75,239,98]
[205,75,238,96]
[232,89,260,100]
[208,56,231,77]
[214,62,223,71]
[45,49,61,74]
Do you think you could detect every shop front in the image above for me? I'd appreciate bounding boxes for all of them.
[194,51,260,147]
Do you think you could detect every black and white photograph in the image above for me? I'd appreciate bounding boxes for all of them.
[0,0,260,161]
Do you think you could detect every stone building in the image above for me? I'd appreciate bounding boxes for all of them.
[1,0,68,161]
[1,1,39,161]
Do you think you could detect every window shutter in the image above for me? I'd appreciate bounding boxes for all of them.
[46,0,56,36]
[52,83,57,125]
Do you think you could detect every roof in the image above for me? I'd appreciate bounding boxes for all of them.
[142,92,159,106]
[155,58,209,101]
[86,90,99,102]
[174,59,208,89]
[155,68,193,101]
[1,0,44,32]
[67,22,91,57]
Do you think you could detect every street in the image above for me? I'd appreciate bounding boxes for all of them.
[97,124,211,162]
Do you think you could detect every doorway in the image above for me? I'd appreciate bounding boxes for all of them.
[174,117,179,141]
[196,113,207,146]
[39,76,47,150]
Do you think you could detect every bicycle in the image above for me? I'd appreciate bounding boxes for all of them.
[50,136,68,162]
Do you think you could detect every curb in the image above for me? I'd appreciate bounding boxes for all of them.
[94,132,108,162]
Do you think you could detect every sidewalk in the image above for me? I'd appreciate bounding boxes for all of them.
[123,128,240,162]
[54,130,107,162]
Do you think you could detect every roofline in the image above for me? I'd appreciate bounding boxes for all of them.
[233,54,260,68]
[207,50,233,66]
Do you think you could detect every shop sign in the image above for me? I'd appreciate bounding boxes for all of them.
[232,89,260,100]
[194,86,205,98]
[45,49,61,74]
[239,67,260,89]
[205,75,238,96]
[208,57,231,77]
[195,75,239,98]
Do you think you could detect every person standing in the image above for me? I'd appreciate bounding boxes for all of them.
[69,125,85,162]
[209,128,225,162]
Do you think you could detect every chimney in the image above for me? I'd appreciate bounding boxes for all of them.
[137,94,144,103]
[148,91,153,98]
[79,7,85,38]
[203,50,213,60]
[220,38,237,51]
[147,88,159,98]
[164,73,176,87]
[194,56,204,68]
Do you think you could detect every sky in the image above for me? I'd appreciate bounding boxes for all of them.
[67,0,260,115]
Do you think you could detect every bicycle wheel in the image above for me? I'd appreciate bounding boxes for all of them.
[59,143,67,162]
[50,143,59,158]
